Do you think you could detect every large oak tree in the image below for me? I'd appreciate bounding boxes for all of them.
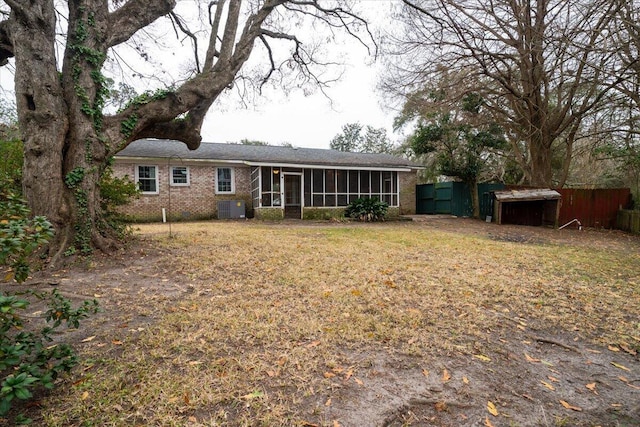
[0,0,370,261]
[385,0,625,187]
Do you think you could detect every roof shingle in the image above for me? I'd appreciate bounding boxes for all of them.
[115,139,422,170]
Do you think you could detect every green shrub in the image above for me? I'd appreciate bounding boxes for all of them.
[0,194,53,283]
[0,195,99,422]
[99,165,140,238]
[0,290,99,421]
[344,197,389,222]
[0,137,23,196]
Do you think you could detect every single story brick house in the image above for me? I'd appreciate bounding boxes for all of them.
[113,138,422,221]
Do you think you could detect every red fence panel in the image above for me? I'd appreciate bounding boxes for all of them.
[558,188,632,228]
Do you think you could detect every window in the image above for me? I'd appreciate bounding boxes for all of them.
[216,167,235,194]
[170,166,189,186]
[136,165,158,194]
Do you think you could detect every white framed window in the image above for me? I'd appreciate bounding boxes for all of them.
[216,167,235,194]
[135,165,158,194]
[170,166,190,186]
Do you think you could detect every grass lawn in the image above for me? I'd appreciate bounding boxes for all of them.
[23,220,640,426]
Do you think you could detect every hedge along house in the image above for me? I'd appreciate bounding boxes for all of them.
[113,139,422,221]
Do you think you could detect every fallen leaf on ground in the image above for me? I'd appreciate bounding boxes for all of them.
[618,376,640,390]
[487,401,499,416]
[525,353,540,363]
[354,377,364,386]
[422,368,429,377]
[560,400,582,411]
[112,340,123,345]
[608,345,620,352]
[325,398,331,407]
[81,336,96,343]
[435,401,447,412]
[586,382,598,394]
[442,369,451,383]
[611,362,631,371]
[81,391,89,400]
[474,354,491,362]
[541,381,555,391]
[548,376,559,383]
[323,372,336,379]
[463,376,469,384]
[620,344,637,356]
[484,416,495,427]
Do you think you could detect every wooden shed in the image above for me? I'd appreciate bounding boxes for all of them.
[493,189,562,227]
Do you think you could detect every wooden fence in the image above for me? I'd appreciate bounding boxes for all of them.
[557,188,632,228]
[617,210,640,234]
[416,183,634,230]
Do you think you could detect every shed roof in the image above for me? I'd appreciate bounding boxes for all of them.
[494,189,561,201]
[115,139,422,170]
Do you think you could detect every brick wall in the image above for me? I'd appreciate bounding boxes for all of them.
[112,161,252,221]
[399,171,417,215]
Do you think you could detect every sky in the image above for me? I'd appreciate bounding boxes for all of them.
[0,1,404,150]
[202,56,396,149]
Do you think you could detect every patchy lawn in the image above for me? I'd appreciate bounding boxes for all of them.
[3,218,640,426]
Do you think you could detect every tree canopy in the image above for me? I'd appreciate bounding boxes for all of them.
[384,0,633,188]
[330,122,394,153]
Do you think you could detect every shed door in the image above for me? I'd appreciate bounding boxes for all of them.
[284,174,302,219]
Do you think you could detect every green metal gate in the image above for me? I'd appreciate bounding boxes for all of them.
[416,182,505,219]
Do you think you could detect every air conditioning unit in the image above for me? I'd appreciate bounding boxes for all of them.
[217,200,246,219]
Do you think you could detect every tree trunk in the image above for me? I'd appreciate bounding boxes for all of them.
[469,178,480,219]
[11,1,116,263]
[528,135,553,187]
[11,3,71,254]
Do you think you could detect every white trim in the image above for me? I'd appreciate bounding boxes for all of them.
[135,165,159,195]
[243,161,415,172]
[170,166,190,186]
[215,167,235,194]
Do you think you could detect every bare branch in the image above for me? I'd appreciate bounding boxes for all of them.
[169,11,201,73]
[106,0,176,48]
[203,0,226,70]
[283,0,376,57]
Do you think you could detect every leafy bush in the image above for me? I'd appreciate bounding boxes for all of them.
[99,165,140,237]
[0,290,99,421]
[344,197,389,222]
[0,195,99,422]
[0,194,53,283]
[0,134,23,196]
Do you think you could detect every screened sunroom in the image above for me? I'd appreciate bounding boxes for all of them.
[251,165,400,219]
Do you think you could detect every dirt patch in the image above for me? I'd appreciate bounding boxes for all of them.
[2,218,639,426]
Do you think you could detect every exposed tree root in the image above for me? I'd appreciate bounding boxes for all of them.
[534,336,582,354]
